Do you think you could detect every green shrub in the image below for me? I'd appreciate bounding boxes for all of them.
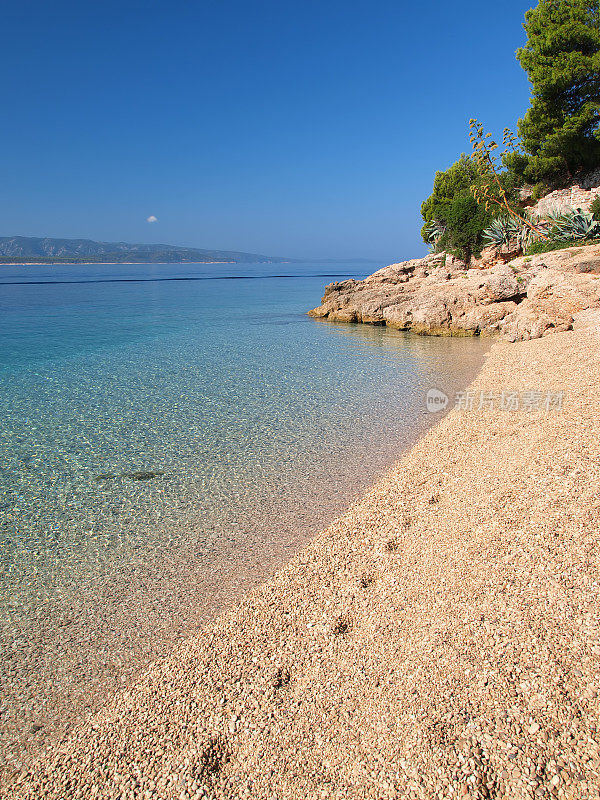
[436,194,491,264]
[420,155,492,264]
[421,155,480,240]
[526,238,599,255]
[531,182,550,202]
[591,196,600,222]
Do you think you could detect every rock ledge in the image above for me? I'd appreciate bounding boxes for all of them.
[309,244,600,341]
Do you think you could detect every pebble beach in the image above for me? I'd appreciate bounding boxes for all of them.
[5,308,600,800]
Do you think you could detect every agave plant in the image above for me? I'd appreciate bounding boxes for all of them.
[548,208,600,242]
[424,220,446,252]
[520,211,550,250]
[482,215,522,249]
[484,211,552,252]
[425,220,446,244]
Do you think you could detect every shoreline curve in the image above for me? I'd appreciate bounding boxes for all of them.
[6,310,600,800]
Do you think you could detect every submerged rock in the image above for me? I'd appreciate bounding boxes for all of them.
[94,471,165,482]
[122,471,164,481]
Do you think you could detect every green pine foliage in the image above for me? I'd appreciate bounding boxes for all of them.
[436,195,492,265]
[420,154,480,237]
[419,1,600,263]
[514,0,600,185]
[420,155,493,264]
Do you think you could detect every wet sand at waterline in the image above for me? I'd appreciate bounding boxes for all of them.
[5,310,600,799]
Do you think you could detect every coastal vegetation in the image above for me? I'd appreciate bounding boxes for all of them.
[421,0,600,264]
[483,206,600,254]
[512,0,600,188]
[526,235,600,254]
[420,155,493,264]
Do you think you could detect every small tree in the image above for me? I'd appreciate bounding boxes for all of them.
[515,0,600,185]
[435,194,491,265]
[421,155,492,264]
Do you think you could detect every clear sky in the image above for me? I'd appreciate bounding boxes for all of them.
[2,0,536,261]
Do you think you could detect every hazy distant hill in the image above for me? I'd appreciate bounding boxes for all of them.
[0,236,290,264]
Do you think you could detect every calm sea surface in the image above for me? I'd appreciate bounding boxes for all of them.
[0,261,487,772]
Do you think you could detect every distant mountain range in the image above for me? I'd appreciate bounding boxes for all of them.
[0,236,290,264]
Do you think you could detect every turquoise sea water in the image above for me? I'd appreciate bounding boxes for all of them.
[0,261,487,769]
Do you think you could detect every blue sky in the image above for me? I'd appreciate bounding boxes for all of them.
[2,0,535,260]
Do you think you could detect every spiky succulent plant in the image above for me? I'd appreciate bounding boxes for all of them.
[424,220,447,252]
[425,220,446,245]
[548,209,600,242]
[484,211,553,252]
[482,215,521,249]
[519,211,549,250]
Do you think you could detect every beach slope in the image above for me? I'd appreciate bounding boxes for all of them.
[7,311,600,800]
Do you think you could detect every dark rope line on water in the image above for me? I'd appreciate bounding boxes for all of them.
[0,273,359,286]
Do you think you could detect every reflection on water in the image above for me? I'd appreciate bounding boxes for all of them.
[0,262,488,775]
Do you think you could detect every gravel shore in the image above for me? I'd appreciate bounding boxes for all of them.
[5,310,600,800]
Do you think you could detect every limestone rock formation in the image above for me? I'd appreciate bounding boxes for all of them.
[309,244,600,341]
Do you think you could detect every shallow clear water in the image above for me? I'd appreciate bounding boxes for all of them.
[0,261,487,770]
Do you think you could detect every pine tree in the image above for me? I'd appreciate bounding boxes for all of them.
[515,0,600,185]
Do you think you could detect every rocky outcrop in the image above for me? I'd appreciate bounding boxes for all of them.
[531,176,600,216]
[518,170,600,215]
[309,243,600,341]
